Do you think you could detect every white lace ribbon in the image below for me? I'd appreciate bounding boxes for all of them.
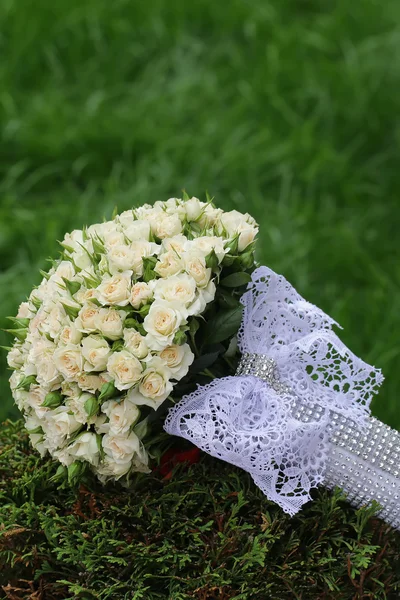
[164,266,384,516]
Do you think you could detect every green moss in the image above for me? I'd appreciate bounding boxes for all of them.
[1,420,399,599]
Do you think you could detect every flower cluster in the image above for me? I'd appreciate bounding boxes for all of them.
[7,197,258,482]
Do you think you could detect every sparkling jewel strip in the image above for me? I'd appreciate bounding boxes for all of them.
[237,352,400,529]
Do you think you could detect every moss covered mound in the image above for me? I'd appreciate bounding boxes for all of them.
[1,420,399,600]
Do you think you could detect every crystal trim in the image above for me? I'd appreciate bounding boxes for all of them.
[237,352,400,530]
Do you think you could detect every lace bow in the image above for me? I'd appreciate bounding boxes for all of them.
[164,266,383,516]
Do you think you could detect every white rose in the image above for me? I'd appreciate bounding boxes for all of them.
[158,343,195,381]
[61,381,81,398]
[87,220,119,239]
[184,197,204,221]
[75,286,98,305]
[95,308,126,340]
[43,406,81,449]
[143,300,186,351]
[51,260,76,285]
[102,430,143,464]
[76,304,101,333]
[102,398,140,435]
[67,432,100,466]
[43,305,71,340]
[183,251,211,288]
[71,240,94,270]
[218,210,258,250]
[128,357,173,409]
[117,209,135,228]
[94,413,109,435]
[76,373,103,394]
[97,271,132,306]
[106,244,137,274]
[9,370,23,391]
[65,393,92,424]
[167,198,187,219]
[52,446,74,467]
[202,279,217,304]
[188,236,227,263]
[237,225,258,252]
[82,335,111,372]
[199,205,223,228]
[28,337,61,388]
[25,414,47,457]
[30,277,48,305]
[124,219,151,242]
[7,346,25,369]
[183,285,215,318]
[102,229,125,249]
[62,229,85,253]
[107,241,159,277]
[160,234,188,255]
[24,385,49,419]
[97,458,132,480]
[10,375,27,410]
[59,323,83,345]
[54,344,84,381]
[219,209,250,235]
[133,204,154,220]
[149,212,182,239]
[123,329,148,359]
[154,250,183,278]
[130,451,151,473]
[132,241,160,276]
[17,301,35,320]
[129,281,153,309]
[107,350,143,391]
[153,273,196,309]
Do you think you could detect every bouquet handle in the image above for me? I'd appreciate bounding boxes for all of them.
[292,397,400,529]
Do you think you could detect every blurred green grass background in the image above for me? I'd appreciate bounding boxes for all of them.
[1,0,400,427]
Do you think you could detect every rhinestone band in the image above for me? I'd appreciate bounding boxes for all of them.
[236,352,400,529]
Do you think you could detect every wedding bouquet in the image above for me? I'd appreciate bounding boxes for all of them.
[6,196,258,482]
[6,195,399,532]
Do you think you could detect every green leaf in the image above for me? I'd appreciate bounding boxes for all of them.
[112,339,125,352]
[124,318,146,335]
[7,316,30,328]
[137,303,151,318]
[3,328,28,342]
[204,305,243,344]
[30,296,42,310]
[98,381,117,403]
[218,289,242,310]
[221,253,236,267]
[173,330,188,345]
[205,249,219,270]
[84,395,100,418]
[221,272,252,288]
[39,269,51,281]
[61,302,80,320]
[16,374,37,391]
[50,464,68,483]
[189,350,222,375]
[224,234,239,255]
[238,249,256,269]
[62,278,81,296]
[42,391,63,408]
[133,416,149,440]
[67,461,85,486]
[92,237,106,255]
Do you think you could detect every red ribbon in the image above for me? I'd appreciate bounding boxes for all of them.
[159,446,201,480]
